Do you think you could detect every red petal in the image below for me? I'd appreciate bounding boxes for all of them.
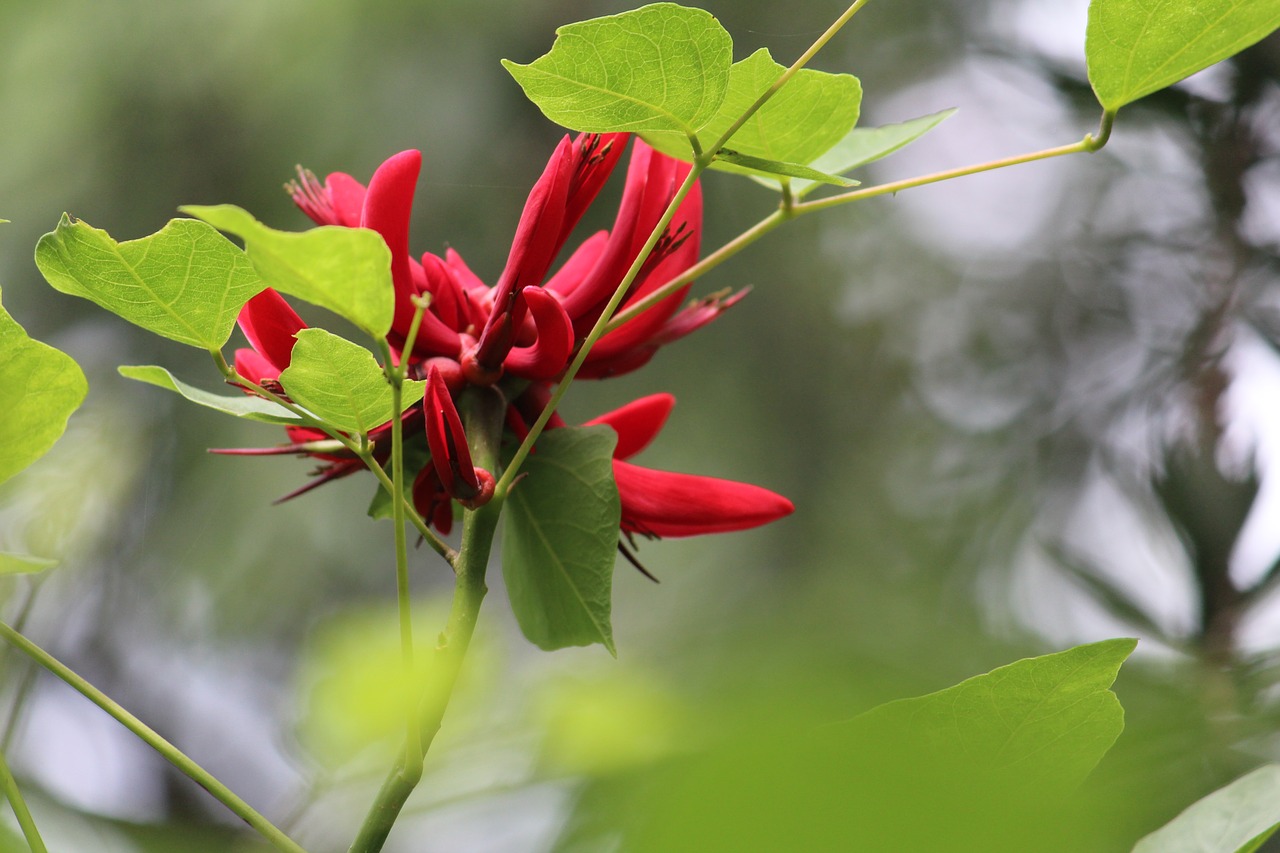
[584,394,675,460]
[424,366,480,500]
[234,347,282,385]
[503,287,575,380]
[613,459,794,538]
[361,150,422,340]
[238,289,306,372]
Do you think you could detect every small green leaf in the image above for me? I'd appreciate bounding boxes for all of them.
[35,215,264,350]
[278,329,424,436]
[182,204,394,340]
[750,108,957,196]
[0,552,59,575]
[646,48,862,168]
[1086,0,1280,112]
[503,426,620,655]
[502,3,732,137]
[714,150,857,187]
[118,364,302,424]
[0,287,88,485]
[1133,765,1280,853]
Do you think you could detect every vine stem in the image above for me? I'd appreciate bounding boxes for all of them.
[608,120,1112,330]
[0,747,47,853]
[347,388,505,853]
[0,621,307,853]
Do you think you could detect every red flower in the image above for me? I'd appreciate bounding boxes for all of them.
[225,134,789,543]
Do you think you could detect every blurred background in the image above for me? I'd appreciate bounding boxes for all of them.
[1,0,1279,850]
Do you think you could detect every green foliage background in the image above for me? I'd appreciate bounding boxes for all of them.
[1,0,1279,850]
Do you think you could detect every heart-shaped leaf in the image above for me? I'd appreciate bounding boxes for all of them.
[503,426,620,655]
[502,3,732,138]
[1087,0,1280,112]
[278,329,424,436]
[35,215,264,351]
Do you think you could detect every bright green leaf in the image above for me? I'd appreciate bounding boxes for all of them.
[182,204,394,340]
[646,48,862,170]
[502,3,732,137]
[847,638,1136,793]
[278,329,423,435]
[0,287,88,485]
[750,108,957,196]
[118,364,302,425]
[503,426,620,655]
[713,150,857,187]
[35,215,264,350]
[1132,764,1280,853]
[0,552,58,575]
[1086,0,1280,112]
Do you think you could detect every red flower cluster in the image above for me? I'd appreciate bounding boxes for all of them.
[228,133,792,542]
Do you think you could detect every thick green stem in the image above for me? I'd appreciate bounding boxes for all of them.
[347,388,505,853]
[0,748,47,853]
[388,376,421,766]
[0,622,306,853]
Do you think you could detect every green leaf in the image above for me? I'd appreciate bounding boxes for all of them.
[1086,0,1280,112]
[502,426,621,655]
[181,204,394,340]
[713,150,857,187]
[34,215,264,351]
[0,287,88,485]
[278,329,423,436]
[750,108,957,196]
[646,48,862,168]
[501,3,732,137]
[613,639,1137,852]
[1132,765,1280,853]
[118,365,302,425]
[0,552,58,575]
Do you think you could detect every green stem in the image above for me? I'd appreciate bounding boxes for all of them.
[0,748,47,853]
[347,388,505,853]
[496,163,706,495]
[388,376,421,766]
[709,0,874,155]
[0,622,307,853]
[791,135,1097,216]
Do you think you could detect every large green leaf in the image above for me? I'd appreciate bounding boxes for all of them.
[1132,765,1280,853]
[1086,0,1280,112]
[646,48,862,171]
[609,639,1136,852]
[750,108,957,196]
[182,204,394,340]
[502,3,732,138]
[278,329,424,436]
[0,286,88,485]
[502,426,620,655]
[119,364,302,425]
[35,215,264,350]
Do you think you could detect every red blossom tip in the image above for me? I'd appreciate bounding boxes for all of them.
[424,365,483,501]
[613,459,794,538]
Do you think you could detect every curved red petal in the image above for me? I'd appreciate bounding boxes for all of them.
[584,394,675,460]
[424,366,480,499]
[503,287,575,380]
[613,459,793,538]
[361,150,422,339]
[326,173,368,227]
[238,288,306,372]
[233,347,281,385]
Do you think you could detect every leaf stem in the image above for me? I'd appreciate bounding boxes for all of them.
[347,388,505,853]
[0,621,307,853]
[708,0,874,156]
[0,748,47,853]
[496,164,705,495]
